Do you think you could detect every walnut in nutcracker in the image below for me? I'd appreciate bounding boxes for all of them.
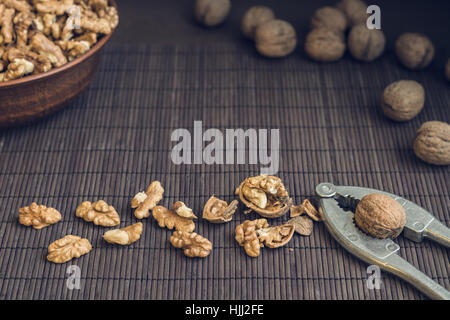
[413,121,450,166]
[355,193,406,239]
[19,202,62,229]
[76,200,120,226]
[238,175,292,218]
[170,231,212,258]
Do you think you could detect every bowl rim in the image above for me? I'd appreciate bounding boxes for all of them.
[0,0,117,89]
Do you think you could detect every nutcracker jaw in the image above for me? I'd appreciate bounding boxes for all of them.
[315,182,450,300]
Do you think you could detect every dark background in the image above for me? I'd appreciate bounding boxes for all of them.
[112,0,450,66]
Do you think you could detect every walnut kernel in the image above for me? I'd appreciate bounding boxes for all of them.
[76,200,120,227]
[170,231,212,258]
[103,222,143,245]
[132,181,164,219]
[47,235,92,263]
[152,205,195,232]
[19,202,62,229]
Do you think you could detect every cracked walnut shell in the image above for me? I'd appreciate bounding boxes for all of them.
[413,121,450,166]
[238,175,292,218]
[290,199,321,221]
[235,219,294,257]
[132,181,164,219]
[152,205,195,232]
[256,224,294,248]
[170,231,212,258]
[355,193,406,239]
[76,200,120,227]
[287,215,314,236]
[19,202,62,229]
[103,222,143,245]
[203,196,238,223]
[47,235,92,263]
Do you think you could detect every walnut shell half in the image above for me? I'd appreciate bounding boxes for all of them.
[413,121,450,165]
[203,196,238,223]
[238,175,292,218]
[355,193,406,239]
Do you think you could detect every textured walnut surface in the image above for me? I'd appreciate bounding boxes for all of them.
[76,200,120,226]
[170,231,212,258]
[238,175,292,218]
[304,28,346,62]
[287,215,314,236]
[47,235,92,263]
[152,205,195,232]
[395,33,435,70]
[355,193,406,239]
[413,121,450,165]
[18,202,61,229]
[235,219,268,257]
[381,80,425,122]
[254,19,297,58]
[348,24,386,62]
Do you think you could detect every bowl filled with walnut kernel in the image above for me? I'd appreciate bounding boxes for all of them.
[0,0,118,128]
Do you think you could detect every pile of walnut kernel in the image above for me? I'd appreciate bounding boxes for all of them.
[0,0,118,82]
[19,175,321,263]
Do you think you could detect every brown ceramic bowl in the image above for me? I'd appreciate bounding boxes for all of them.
[0,0,117,128]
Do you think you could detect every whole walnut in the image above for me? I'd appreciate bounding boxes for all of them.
[336,0,368,26]
[413,121,450,165]
[255,19,297,58]
[310,6,348,33]
[355,193,406,239]
[348,24,385,62]
[381,80,425,121]
[304,28,346,62]
[241,6,275,40]
[195,0,231,27]
[395,33,435,70]
[446,58,450,82]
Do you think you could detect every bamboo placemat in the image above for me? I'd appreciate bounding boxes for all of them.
[0,43,448,299]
